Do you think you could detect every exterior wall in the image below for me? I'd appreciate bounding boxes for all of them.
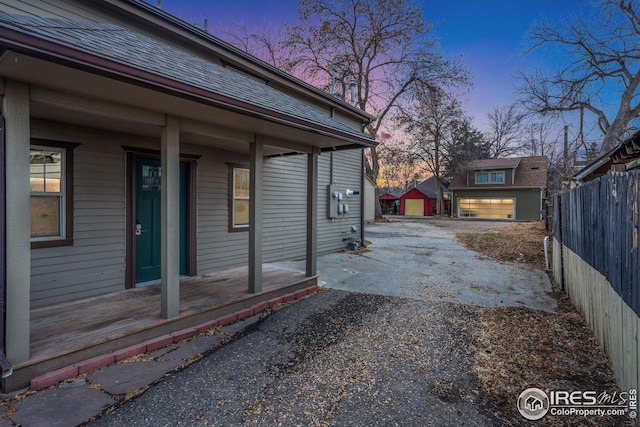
[452,188,542,220]
[29,121,132,307]
[317,150,363,254]
[363,176,375,222]
[27,122,363,306]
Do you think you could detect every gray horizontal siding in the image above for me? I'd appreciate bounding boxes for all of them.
[317,150,363,255]
[31,142,126,307]
[196,153,248,273]
[0,0,106,21]
[262,155,307,262]
[30,133,364,306]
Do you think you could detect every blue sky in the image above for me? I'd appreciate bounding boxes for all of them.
[155,0,589,131]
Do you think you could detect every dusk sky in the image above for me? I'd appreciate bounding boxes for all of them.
[155,0,590,132]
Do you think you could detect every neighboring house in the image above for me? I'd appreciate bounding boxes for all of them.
[0,0,375,391]
[399,176,450,216]
[572,129,640,185]
[449,156,548,220]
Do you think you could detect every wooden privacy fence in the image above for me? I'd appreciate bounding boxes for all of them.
[553,171,639,398]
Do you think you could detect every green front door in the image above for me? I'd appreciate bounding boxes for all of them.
[135,158,188,284]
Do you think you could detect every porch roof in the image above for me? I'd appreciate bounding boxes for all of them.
[0,12,375,149]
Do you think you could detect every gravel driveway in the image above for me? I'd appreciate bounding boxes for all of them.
[89,290,505,426]
[88,219,556,426]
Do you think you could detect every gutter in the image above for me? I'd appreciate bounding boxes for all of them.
[0,24,375,149]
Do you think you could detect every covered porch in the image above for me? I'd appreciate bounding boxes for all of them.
[5,264,316,392]
[0,11,374,392]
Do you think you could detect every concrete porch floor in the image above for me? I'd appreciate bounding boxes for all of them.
[3,264,316,392]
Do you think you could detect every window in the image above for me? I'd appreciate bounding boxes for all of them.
[475,171,505,184]
[491,171,504,183]
[30,142,75,247]
[231,167,249,229]
[476,172,488,184]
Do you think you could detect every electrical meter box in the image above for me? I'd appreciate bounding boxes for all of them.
[327,185,342,218]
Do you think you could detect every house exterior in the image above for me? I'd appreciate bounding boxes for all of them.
[0,0,375,390]
[449,156,547,220]
[399,177,450,216]
[572,129,640,185]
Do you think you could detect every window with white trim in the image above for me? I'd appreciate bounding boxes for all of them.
[30,145,69,245]
[231,167,250,229]
[475,171,505,184]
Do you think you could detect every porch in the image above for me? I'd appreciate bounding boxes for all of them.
[4,264,316,392]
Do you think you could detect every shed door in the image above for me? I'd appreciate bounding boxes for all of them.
[405,199,424,216]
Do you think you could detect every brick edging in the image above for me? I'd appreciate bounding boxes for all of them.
[30,285,318,391]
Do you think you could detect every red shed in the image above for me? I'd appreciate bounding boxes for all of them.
[399,177,450,216]
[379,193,399,215]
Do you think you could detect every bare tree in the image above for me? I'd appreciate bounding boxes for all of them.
[399,87,463,215]
[519,0,640,152]
[218,22,287,69]
[282,0,469,195]
[378,142,425,192]
[445,116,489,181]
[522,120,559,157]
[484,104,526,158]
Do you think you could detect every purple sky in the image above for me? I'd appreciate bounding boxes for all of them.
[155,0,587,132]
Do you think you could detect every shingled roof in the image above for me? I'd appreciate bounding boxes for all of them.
[450,156,548,188]
[0,12,374,146]
[415,176,448,199]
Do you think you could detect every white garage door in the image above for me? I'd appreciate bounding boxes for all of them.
[458,198,514,219]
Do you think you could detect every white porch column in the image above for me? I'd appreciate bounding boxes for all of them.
[306,147,319,277]
[4,80,30,363]
[161,115,180,318]
[248,136,263,293]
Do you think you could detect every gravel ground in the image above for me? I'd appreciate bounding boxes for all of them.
[88,290,504,426]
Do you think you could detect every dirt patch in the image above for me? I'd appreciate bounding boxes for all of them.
[455,222,629,425]
[455,221,550,270]
[423,217,514,234]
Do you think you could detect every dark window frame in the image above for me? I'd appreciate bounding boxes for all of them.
[30,139,79,249]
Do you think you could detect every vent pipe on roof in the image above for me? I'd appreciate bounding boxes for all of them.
[204,18,208,33]
[156,0,161,8]
[331,60,337,96]
[350,79,356,106]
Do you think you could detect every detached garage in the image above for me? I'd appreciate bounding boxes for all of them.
[399,177,450,216]
[449,156,548,221]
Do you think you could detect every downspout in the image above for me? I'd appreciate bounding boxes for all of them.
[360,149,365,245]
[0,114,12,378]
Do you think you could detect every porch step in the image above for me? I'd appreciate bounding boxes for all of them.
[5,282,318,393]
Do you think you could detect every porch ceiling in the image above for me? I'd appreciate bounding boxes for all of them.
[0,52,362,156]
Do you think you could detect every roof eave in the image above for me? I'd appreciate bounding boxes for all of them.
[0,25,375,148]
[91,0,377,123]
